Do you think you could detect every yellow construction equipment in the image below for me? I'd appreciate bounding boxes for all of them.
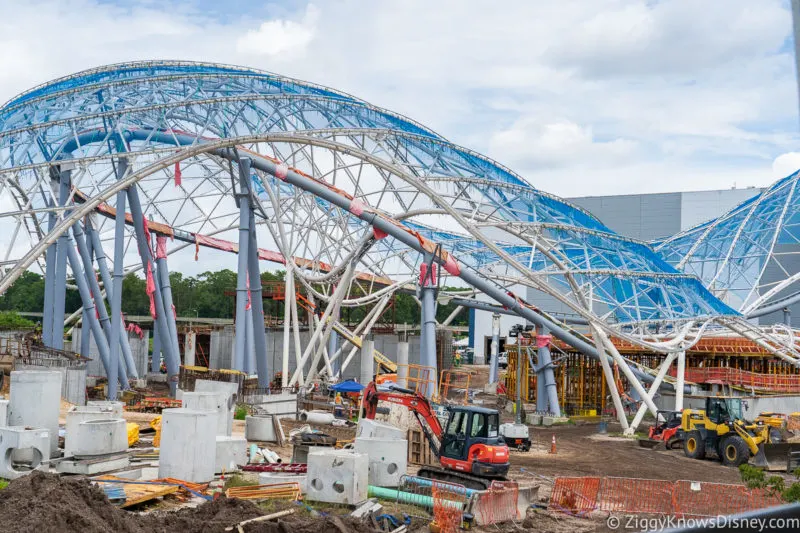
[680,397,794,470]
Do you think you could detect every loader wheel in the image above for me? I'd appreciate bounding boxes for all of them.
[684,431,706,460]
[721,436,750,467]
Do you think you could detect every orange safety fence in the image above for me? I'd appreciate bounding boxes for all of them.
[669,366,800,393]
[597,477,674,515]
[550,477,601,514]
[437,370,471,405]
[551,477,783,518]
[431,480,467,533]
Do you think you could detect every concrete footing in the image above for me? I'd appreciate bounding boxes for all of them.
[159,408,216,483]
[65,405,117,457]
[56,453,130,475]
[0,399,8,426]
[71,419,128,458]
[356,419,405,440]
[307,449,369,505]
[354,437,408,488]
[0,426,50,479]
[215,435,247,473]
[181,392,232,436]
[8,370,62,457]
[245,415,277,442]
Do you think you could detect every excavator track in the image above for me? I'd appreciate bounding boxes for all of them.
[417,466,504,491]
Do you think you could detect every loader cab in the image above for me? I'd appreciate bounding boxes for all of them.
[441,406,503,461]
[706,397,743,425]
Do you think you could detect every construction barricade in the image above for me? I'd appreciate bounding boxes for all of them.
[550,476,784,518]
[470,480,520,525]
[431,480,468,533]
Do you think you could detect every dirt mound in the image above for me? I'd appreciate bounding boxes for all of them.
[0,473,380,533]
[0,471,146,533]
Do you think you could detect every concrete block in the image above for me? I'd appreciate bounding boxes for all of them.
[542,416,554,427]
[56,454,130,475]
[181,391,232,436]
[215,435,248,473]
[159,408,217,483]
[527,414,542,426]
[354,437,408,487]
[65,405,117,457]
[86,401,125,417]
[258,472,307,493]
[72,419,128,458]
[194,379,239,403]
[0,399,8,426]
[8,370,62,457]
[307,449,369,505]
[0,426,50,479]
[357,418,405,440]
[147,372,168,383]
[245,415,276,442]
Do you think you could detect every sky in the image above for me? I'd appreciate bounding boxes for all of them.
[0,0,798,199]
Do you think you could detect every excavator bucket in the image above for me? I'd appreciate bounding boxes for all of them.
[752,443,796,471]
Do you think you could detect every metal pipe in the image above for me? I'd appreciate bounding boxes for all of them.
[110,172,127,395]
[536,326,561,417]
[243,157,270,387]
[65,236,112,376]
[245,305,255,374]
[126,184,179,393]
[42,194,57,347]
[151,322,161,373]
[420,260,438,397]
[155,237,181,370]
[489,313,500,384]
[80,228,93,358]
[233,166,251,371]
[87,216,138,379]
[591,324,628,430]
[52,169,71,350]
[281,274,292,386]
[72,217,129,387]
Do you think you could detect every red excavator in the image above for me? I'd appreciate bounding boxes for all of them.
[361,381,510,490]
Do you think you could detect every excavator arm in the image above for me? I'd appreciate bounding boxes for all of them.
[361,381,443,457]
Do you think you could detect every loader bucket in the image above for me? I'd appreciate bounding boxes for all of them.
[638,438,661,449]
[752,443,795,471]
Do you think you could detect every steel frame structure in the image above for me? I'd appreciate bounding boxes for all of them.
[0,62,796,424]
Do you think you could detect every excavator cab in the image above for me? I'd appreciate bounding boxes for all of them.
[439,406,508,478]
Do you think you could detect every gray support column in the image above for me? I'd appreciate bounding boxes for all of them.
[489,313,501,384]
[65,237,112,376]
[328,329,339,378]
[155,236,181,369]
[87,218,138,379]
[110,159,128,395]
[127,185,179,394]
[151,325,161,373]
[52,169,72,350]
[419,261,438,397]
[72,219,129,387]
[784,307,792,327]
[42,198,57,347]
[515,347,523,424]
[80,229,93,357]
[675,350,686,412]
[242,158,270,387]
[536,328,561,417]
[184,330,196,367]
[361,336,375,385]
[233,170,251,371]
[397,335,409,388]
[245,306,256,374]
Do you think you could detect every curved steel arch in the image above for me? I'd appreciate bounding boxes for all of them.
[2,60,799,388]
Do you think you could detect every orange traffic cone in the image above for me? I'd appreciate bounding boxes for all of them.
[550,434,557,454]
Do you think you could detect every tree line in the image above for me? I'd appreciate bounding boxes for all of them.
[0,270,469,327]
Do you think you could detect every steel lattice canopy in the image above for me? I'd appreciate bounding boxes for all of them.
[0,60,738,341]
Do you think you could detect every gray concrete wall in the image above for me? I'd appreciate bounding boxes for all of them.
[74,326,149,379]
[15,363,86,405]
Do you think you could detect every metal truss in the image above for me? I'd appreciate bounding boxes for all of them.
[0,60,797,384]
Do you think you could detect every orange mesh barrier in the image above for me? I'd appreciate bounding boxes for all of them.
[597,477,674,515]
[673,480,782,518]
[669,367,800,393]
[550,477,600,514]
[432,480,467,533]
[551,477,784,518]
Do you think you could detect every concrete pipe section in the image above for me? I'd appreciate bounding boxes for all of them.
[158,408,217,483]
[71,419,128,458]
[8,371,62,457]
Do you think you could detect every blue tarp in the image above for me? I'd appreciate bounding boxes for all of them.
[330,380,365,393]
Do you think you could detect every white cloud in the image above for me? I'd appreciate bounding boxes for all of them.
[0,0,797,273]
[773,152,800,178]
[236,4,319,57]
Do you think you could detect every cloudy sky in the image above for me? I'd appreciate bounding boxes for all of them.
[1,0,798,199]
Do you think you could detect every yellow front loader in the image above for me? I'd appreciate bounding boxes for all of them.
[681,397,793,470]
